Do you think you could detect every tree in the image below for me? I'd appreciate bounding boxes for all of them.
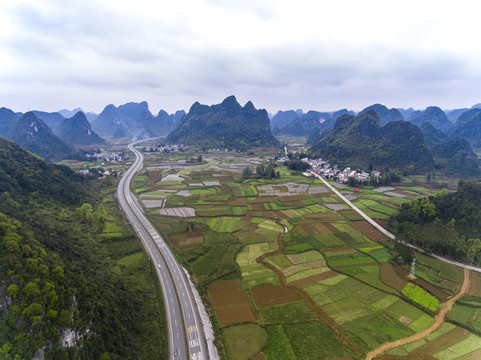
[98,204,106,223]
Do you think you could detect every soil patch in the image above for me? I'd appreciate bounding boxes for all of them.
[352,220,377,232]
[169,231,203,246]
[312,222,338,234]
[334,262,378,270]
[301,224,316,236]
[290,271,338,287]
[322,246,352,253]
[468,271,481,296]
[250,284,301,308]
[209,280,258,326]
[380,263,407,291]
[251,352,265,360]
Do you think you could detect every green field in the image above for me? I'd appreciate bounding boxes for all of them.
[224,323,267,360]
[137,151,471,360]
[402,283,440,311]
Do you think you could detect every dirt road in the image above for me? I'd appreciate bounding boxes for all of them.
[366,268,471,360]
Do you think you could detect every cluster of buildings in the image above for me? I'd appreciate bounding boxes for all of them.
[303,158,381,184]
[144,144,187,153]
[85,150,124,162]
[207,148,243,153]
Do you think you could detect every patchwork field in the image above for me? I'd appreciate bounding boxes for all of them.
[136,151,471,360]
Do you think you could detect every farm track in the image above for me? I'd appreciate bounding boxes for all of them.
[255,221,364,357]
[366,268,471,360]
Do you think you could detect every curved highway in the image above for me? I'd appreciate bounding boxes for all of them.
[117,140,208,360]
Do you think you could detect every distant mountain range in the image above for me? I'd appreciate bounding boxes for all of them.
[360,104,405,125]
[92,101,184,139]
[272,109,353,136]
[167,96,279,148]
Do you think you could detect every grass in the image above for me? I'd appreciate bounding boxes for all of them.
[434,333,481,360]
[416,252,463,283]
[263,325,296,360]
[208,217,245,232]
[343,312,415,352]
[258,301,318,324]
[447,304,479,324]
[282,321,354,359]
[224,323,268,360]
[402,283,440,311]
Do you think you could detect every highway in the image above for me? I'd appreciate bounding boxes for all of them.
[117,140,208,360]
[309,170,481,274]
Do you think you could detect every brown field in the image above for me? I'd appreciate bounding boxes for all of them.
[395,266,449,300]
[209,280,258,326]
[412,327,467,355]
[251,352,265,360]
[458,349,481,360]
[301,224,316,236]
[146,170,162,187]
[304,212,340,220]
[380,263,407,291]
[468,271,481,296]
[365,231,385,241]
[323,248,358,257]
[248,196,279,203]
[352,220,378,232]
[229,198,247,206]
[373,355,436,360]
[312,222,338,234]
[334,262,378,270]
[373,219,389,227]
[250,284,301,308]
[322,246,352,253]
[290,270,339,287]
[168,231,203,246]
[251,203,265,211]
[282,194,308,201]
[281,200,306,208]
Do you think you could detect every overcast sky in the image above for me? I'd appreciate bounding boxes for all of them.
[1,0,481,115]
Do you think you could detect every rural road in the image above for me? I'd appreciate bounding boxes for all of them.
[308,171,481,274]
[365,268,471,360]
[117,140,208,360]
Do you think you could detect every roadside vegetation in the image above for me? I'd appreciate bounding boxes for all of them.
[0,138,166,359]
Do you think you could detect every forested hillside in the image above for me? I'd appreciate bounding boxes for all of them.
[310,110,434,172]
[0,137,165,359]
[166,96,279,149]
[389,180,481,265]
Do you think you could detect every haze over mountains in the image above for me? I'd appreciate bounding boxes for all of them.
[92,101,185,139]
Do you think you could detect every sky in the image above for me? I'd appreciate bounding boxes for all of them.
[1,0,481,115]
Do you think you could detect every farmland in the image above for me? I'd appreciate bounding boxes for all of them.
[132,150,474,360]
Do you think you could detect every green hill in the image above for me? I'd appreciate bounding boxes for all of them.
[56,111,107,146]
[0,136,164,358]
[0,107,19,137]
[432,137,480,178]
[7,112,74,162]
[310,110,434,172]
[410,106,453,133]
[166,96,279,149]
[454,109,481,149]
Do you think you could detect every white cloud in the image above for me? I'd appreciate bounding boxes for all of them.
[1,0,481,113]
